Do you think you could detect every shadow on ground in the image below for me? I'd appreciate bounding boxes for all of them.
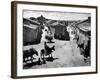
[23,57,59,69]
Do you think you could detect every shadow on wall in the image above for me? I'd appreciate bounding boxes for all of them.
[23,26,43,46]
[54,31,70,41]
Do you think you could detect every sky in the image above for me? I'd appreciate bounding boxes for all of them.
[23,10,91,21]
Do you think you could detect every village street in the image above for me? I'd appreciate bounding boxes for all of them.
[23,39,90,69]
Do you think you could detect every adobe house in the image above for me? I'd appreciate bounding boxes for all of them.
[47,21,70,41]
[23,18,42,45]
[74,17,91,48]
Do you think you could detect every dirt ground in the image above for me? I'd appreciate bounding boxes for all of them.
[23,39,90,69]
